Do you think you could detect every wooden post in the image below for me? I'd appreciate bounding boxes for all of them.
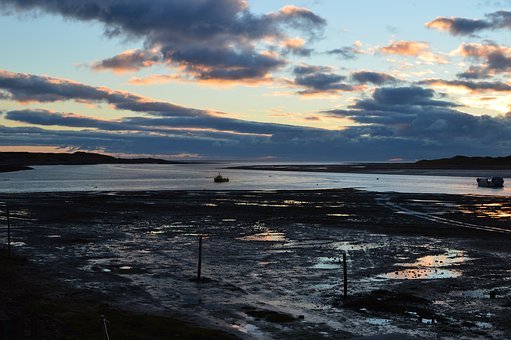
[100,315,110,340]
[6,206,11,257]
[197,235,202,282]
[343,252,348,300]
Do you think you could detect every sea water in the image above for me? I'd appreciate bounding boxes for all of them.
[0,163,510,196]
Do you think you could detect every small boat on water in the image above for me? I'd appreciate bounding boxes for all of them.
[477,177,504,188]
[214,173,229,183]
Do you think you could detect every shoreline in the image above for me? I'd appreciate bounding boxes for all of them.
[228,164,511,178]
[1,189,510,338]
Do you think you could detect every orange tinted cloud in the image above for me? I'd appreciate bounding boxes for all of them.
[91,49,162,74]
[454,43,511,58]
[281,37,305,49]
[379,41,430,56]
[378,41,447,64]
[129,72,274,87]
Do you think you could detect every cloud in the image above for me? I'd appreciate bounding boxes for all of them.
[426,10,511,35]
[379,41,430,56]
[325,46,361,60]
[378,41,447,64]
[91,49,162,73]
[324,86,511,155]
[4,101,511,160]
[351,71,399,85]
[4,109,127,130]
[128,74,183,86]
[281,37,313,56]
[420,79,511,93]
[0,69,206,117]
[1,0,325,82]
[291,64,359,96]
[3,70,511,160]
[454,42,511,79]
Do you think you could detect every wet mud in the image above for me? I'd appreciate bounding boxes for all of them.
[0,189,510,338]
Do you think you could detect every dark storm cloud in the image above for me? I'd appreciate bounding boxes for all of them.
[0,0,325,81]
[292,64,356,95]
[6,83,511,160]
[353,87,457,112]
[0,70,206,117]
[165,46,286,81]
[2,107,326,137]
[426,10,511,35]
[2,68,511,159]
[324,86,511,153]
[4,109,127,130]
[351,71,398,85]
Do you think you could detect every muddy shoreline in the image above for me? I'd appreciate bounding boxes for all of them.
[0,189,510,338]
[229,164,511,178]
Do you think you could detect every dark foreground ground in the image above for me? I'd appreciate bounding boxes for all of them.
[0,189,510,338]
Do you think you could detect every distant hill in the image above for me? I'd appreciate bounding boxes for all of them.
[414,155,511,169]
[228,154,511,174]
[0,151,185,172]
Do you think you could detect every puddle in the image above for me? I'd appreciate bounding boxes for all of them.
[333,241,380,252]
[148,230,165,235]
[398,250,470,268]
[380,249,468,279]
[475,321,493,329]
[381,268,462,280]
[462,202,511,219]
[235,202,290,208]
[311,283,336,290]
[452,289,487,299]
[421,318,437,325]
[326,213,351,217]
[282,200,308,205]
[239,232,286,242]
[11,241,26,247]
[366,318,391,326]
[80,260,142,275]
[311,257,341,269]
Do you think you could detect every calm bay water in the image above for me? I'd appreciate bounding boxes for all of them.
[0,163,510,196]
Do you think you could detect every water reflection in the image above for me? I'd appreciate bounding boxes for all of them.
[1,163,511,196]
[382,268,462,280]
[402,250,469,268]
[239,231,287,242]
[460,202,511,219]
[380,249,468,280]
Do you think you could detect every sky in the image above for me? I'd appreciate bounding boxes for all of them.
[0,0,510,161]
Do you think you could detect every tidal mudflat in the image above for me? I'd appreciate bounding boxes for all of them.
[1,189,510,338]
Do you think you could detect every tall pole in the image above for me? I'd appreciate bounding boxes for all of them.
[197,235,202,282]
[343,252,348,300]
[6,206,11,257]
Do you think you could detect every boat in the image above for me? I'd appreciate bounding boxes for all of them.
[214,173,229,183]
[476,177,504,188]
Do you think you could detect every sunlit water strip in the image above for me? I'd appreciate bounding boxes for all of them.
[0,163,510,196]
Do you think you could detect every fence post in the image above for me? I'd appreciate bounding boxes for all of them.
[100,315,110,340]
[343,252,348,300]
[6,206,11,257]
[197,235,203,282]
